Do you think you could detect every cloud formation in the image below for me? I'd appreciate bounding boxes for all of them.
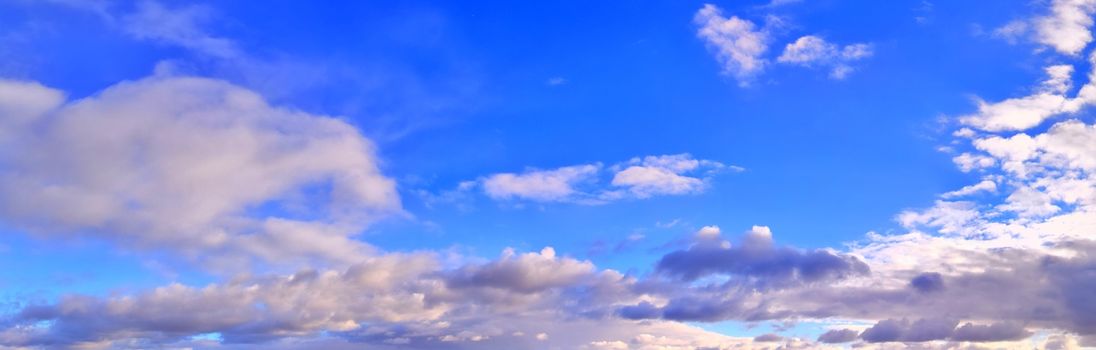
[694,4,769,85]
[777,35,873,79]
[993,0,1096,55]
[0,75,400,267]
[459,154,729,205]
[656,225,870,284]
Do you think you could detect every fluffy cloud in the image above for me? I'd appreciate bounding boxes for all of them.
[694,4,769,85]
[482,164,600,202]
[609,154,725,198]
[777,35,873,79]
[959,63,1096,132]
[0,75,400,266]
[1037,0,1096,55]
[460,154,728,205]
[993,0,1096,55]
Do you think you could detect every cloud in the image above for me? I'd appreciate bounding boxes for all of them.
[610,154,724,198]
[656,225,870,284]
[993,0,1096,55]
[752,333,783,342]
[816,329,859,343]
[482,164,600,202]
[860,318,958,343]
[694,4,769,86]
[1036,0,1096,55]
[959,64,1096,132]
[694,5,872,83]
[908,272,945,293]
[860,318,1030,343]
[0,245,774,350]
[940,179,997,198]
[777,35,873,79]
[951,322,1032,342]
[446,247,596,293]
[0,75,400,267]
[121,1,239,58]
[454,154,728,205]
[546,77,567,86]
[0,79,65,139]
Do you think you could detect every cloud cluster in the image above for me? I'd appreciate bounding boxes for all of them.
[468,154,729,205]
[694,4,873,84]
[6,0,1096,347]
[694,4,770,85]
[6,70,1096,348]
[996,0,1096,56]
[777,36,873,79]
[0,75,400,267]
[959,64,1096,132]
[656,226,870,284]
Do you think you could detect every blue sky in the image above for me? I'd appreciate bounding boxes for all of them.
[1,0,1096,349]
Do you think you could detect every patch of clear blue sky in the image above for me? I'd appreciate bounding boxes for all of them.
[0,0,1054,310]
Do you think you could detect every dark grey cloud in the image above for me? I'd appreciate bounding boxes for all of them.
[909,272,944,293]
[860,318,1031,343]
[753,333,784,342]
[660,296,742,322]
[617,301,661,320]
[655,230,870,285]
[816,329,859,343]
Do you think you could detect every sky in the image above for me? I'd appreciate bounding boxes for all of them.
[0,0,1095,349]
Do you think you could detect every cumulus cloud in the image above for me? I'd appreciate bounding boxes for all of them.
[959,63,1096,132]
[777,35,873,79]
[609,154,725,198]
[0,76,400,266]
[1037,0,1096,55]
[694,4,769,85]
[993,0,1096,55]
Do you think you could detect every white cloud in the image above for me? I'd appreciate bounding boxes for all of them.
[993,0,1096,55]
[940,179,998,198]
[463,154,728,205]
[694,4,769,86]
[0,75,400,266]
[1036,0,1096,55]
[610,154,722,198]
[777,35,873,79]
[959,62,1096,132]
[482,164,600,202]
[0,79,65,139]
